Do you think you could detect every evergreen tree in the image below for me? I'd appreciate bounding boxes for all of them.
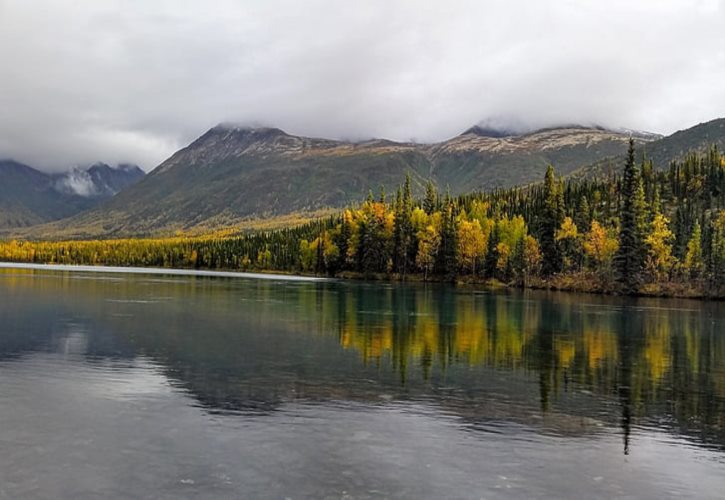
[615,139,647,293]
[540,165,562,276]
[708,212,725,292]
[684,220,704,279]
[423,180,437,215]
[575,195,591,231]
[436,201,458,279]
[393,176,416,277]
[315,228,325,273]
[651,185,662,217]
[393,187,404,272]
[556,179,566,225]
[333,214,351,270]
[511,236,526,286]
[484,221,501,278]
[401,174,415,276]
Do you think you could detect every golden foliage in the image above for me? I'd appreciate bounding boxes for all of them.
[583,221,618,268]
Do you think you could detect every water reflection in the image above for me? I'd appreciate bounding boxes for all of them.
[1,267,724,456]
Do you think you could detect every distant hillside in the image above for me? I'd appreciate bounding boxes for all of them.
[0,160,144,229]
[572,118,725,179]
[31,124,655,237]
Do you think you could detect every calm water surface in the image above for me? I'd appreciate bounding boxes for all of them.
[0,266,723,499]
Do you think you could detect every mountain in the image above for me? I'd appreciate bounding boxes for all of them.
[572,118,725,179]
[32,124,658,237]
[0,160,144,229]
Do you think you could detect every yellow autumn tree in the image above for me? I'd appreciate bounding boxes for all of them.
[583,221,618,271]
[495,215,526,275]
[644,213,675,280]
[555,216,581,271]
[457,218,486,274]
[299,239,315,271]
[410,207,429,233]
[522,235,542,276]
[496,242,512,272]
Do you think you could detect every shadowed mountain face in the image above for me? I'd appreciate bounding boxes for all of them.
[40,124,659,237]
[0,160,144,229]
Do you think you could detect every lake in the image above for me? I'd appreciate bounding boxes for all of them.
[0,265,723,499]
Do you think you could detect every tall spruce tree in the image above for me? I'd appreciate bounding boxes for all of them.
[484,221,500,278]
[575,195,591,231]
[334,214,351,270]
[423,180,437,215]
[540,165,562,276]
[392,175,415,277]
[684,220,704,279]
[401,174,415,276]
[436,200,458,279]
[709,212,725,292]
[393,187,404,272]
[615,139,647,293]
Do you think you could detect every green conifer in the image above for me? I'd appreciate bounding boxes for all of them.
[614,139,647,293]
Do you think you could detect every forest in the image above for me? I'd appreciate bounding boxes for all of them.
[1,140,723,297]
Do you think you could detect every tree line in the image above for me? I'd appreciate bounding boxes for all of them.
[1,140,723,296]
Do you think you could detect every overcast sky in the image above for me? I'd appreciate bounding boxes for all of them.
[1,0,724,172]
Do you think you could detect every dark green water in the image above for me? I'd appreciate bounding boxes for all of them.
[0,266,723,499]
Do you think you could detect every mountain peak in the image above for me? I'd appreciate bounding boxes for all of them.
[213,123,289,138]
[461,125,519,138]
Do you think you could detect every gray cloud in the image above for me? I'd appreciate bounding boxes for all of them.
[1,0,724,171]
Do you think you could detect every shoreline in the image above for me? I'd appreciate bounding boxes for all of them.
[0,262,331,282]
[335,271,723,300]
[1,261,720,300]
